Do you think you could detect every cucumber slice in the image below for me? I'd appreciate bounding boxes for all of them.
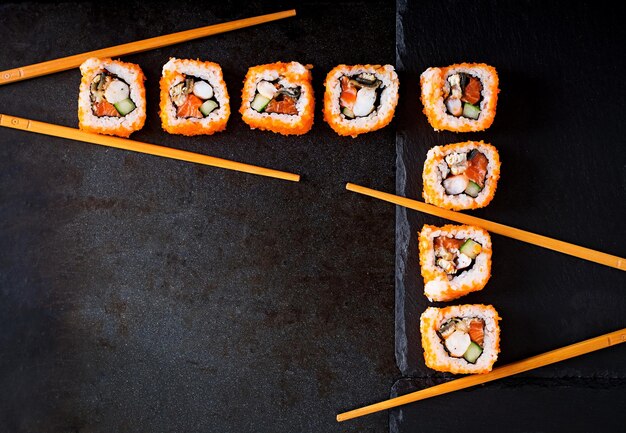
[464,180,482,198]
[113,98,136,116]
[251,94,271,112]
[199,99,218,116]
[342,107,355,119]
[459,239,482,259]
[463,341,483,363]
[462,103,481,119]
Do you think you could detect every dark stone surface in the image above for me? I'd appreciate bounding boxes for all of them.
[395,0,626,431]
[0,1,399,432]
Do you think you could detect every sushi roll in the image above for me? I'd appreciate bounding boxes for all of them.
[78,57,146,138]
[239,62,314,135]
[420,304,501,374]
[420,63,499,132]
[419,224,492,302]
[423,141,501,210]
[323,64,399,137]
[159,58,230,136]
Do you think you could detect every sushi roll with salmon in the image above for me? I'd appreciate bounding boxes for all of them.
[420,63,499,132]
[423,141,500,210]
[421,304,500,374]
[323,64,399,137]
[159,58,230,136]
[419,224,492,302]
[78,58,146,138]
[239,62,314,135]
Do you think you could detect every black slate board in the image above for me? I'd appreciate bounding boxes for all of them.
[390,377,626,433]
[0,1,399,432]
[394,0,626,431]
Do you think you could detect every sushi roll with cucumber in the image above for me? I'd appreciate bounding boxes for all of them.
[323,64,399,137]
[421,305,500,374]
[419,224,492,302]
[159,58,230,136]
[420,63,499,132]
[78,58,146,137]
[423,141,500,210]
[239,62,314,135]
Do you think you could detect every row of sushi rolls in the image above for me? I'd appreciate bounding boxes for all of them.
[79,58,502,375]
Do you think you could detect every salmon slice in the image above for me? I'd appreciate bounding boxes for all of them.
[93,100,120,117]
[176,94,204,118]
[340,76,357,109]
[464,152,489,187]
[468,319,485,346]
[461,76,482,105]
[265,96,298,115]
[434,236,464,251]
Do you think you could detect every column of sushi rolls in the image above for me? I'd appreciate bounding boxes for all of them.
[418,64,502,374]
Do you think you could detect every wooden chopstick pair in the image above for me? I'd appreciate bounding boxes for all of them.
[0,10,300,182]
[337,184,625,421]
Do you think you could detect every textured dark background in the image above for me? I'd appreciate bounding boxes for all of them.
[0,1,398,432]
[2,1,625,433]
[393,0,626,432]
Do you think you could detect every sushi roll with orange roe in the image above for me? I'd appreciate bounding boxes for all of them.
[423,141,501,210]
[421,304,501,374]
[323,64,399,137]
[78,57,146,137]
[159,58,230,136]
[419,224,492,302]
[421,63,499,132]
[240,62,314,136]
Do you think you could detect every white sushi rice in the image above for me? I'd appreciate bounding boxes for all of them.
[424,142,500,209]
[421,305,500,373]
[421,65,497,131]
[326,64,399,129]
[78,58,145,131]
[161,58,229,127]
[241,62,312,127]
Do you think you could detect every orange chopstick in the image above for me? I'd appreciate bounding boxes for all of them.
[337,328,626,421]
[0,9,296,85]
[0,114,300,182]
[346,183,625,271]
